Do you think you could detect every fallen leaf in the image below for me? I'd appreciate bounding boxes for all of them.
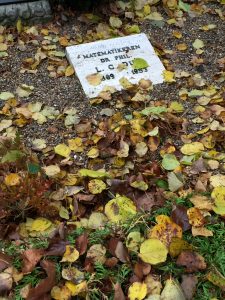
[187,207,205,227]
[31,218,52,232]
[105,194,137,223]
[27,260,56,300]
[0,92,14,101]
[88,179,106,194]
[180,142,204,155]
[43,165,61,177]
[22,249,44,273]
[132,58,149,70]
[162,154,180,170]
[54,144,71,158]
[61,245,79,263]
[169,238,192,258]
[4,173,21,186]
[139,238,168,265]
[86,73,102,86]
[207,270,225,291]
[161,278,186,300]
[181,275,198,300]
[128,282,147,300]
[109,16,122,28]
[176,251,207,272]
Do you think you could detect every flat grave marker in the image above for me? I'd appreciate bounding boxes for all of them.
[66,33,165,98]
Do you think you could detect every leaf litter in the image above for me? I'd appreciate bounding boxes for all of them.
[0,0,225,299]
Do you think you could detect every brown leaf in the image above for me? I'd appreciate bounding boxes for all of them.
[135,192,164,212]
[22,249,44,274]
[181,275,198,300]
[0,252,12,272]
[104,257,118,268]
[75,194,95,202]
[75,233,88,255]
[109,238,130,263]
[171,205,191,231]
[27,260,56,300]
[176,251,206,272]
[45,240,68,256]
[113,282,125,300]
[134,261,151,280]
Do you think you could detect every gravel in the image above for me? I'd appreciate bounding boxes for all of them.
[0,2,224,146]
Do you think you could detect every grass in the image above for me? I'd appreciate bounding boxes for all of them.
[14,268,42,300]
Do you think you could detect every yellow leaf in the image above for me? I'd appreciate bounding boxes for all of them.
[65,281,87,296]
[180,142,204,155]
[126,231,144,252]
[105,194,136,223]
[187,207,205,227]
[4,173,20,186]
[16,18,23,33]
[61,245,79,263]
[176,43,187,51]
[51,286,71,300]
[62,173,78,186]
[210,174,225,187]
[128,282,147,300]
[31,217,52,232]
[68,138,83,152]
[169,101,184,113]
[54,144,71,157]
[139,238,168,265]
[149,215,182,247]
[43,165,61,177]
[87,147,99,158]
[212,186,225,215]
[130,181,148,191]
[86,73,102,86]
[78,169,108,178]
[59,36,69,47]
[65,65,74,77]
[163,70,176,83]
[169,238,192,257]
[88,179,106,194]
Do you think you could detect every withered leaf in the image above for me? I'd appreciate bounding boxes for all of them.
[176,251,207,273]
[171,205,191,231]
[0,252,12,272]
[181,275,198,300]
[75,233,88,255]
[27,260,56,300]
[22,249,44,273]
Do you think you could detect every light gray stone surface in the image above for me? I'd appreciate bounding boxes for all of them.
[0,0,52,25]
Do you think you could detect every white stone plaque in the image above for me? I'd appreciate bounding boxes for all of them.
[66,33,165,98]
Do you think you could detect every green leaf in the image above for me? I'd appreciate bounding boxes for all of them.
[178,0,190,12]
[156,179,168,190]
[1,150,25,163]
[132,58,149,70]
[78,169,109,178]
[162,154,180,171]
[27,163,41,174]
[141,106,167,116]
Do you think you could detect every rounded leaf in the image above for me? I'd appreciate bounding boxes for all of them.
[139,238,168,265]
